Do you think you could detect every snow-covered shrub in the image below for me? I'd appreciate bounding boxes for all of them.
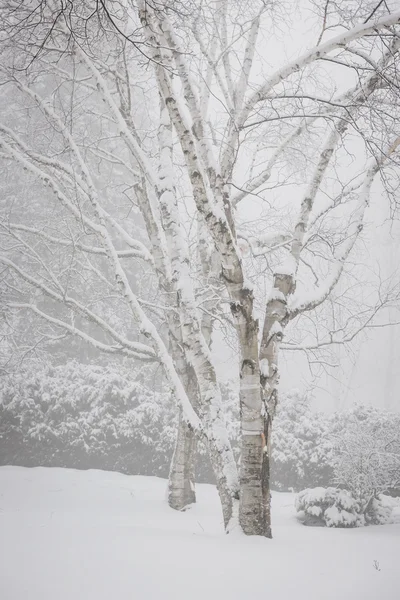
[330,404,400,505]
[273,399,400,495]
[295,487,365,527]
[294,404,400,527]
[365,496,393,525]
[3,361,399,499]
[0,361,178,476]
[296,487,398,527]
[271,390,333,491]
[0,360,222,481]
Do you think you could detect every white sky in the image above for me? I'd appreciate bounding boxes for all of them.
[212,1,400,414]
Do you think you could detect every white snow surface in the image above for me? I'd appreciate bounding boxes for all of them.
[0,466,399,600]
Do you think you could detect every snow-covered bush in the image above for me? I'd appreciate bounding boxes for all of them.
[365,496,393,525]
[296,487,397,527]
[0,360,222,480]
[0,361,178,476]
[3,361,399,499]
[296,487,366,527]
[295,405,400,527]
[330,404,400,503]
[0,370,335,487]
[271,390,333,491]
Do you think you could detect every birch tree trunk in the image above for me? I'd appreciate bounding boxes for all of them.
[167,351,197,510]
[229,280,271,535]
[168,216,221,511]
[168,410,197,509]
[236,326,271,537]
[158,285,198,510]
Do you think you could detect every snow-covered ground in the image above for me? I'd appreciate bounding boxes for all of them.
[0,467,399,600]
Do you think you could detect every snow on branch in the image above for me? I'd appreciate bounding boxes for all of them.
[231,80,370,204]
[73,43,160,191]
[239,10,400,127]
[138,2,243,290]
[289,137,400,318]
[8,303,156,361]
[288,35,400,277]
[6,224,151,262]
[0,256,156,359]
[238,231,292,257]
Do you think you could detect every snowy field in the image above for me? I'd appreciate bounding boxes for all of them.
[0,467,399,600]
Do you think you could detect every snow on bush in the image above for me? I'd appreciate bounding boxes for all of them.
[2,361,400,497]
[296,487,399,528]
[296,405,400,527]
[365,496,393,525]
[271,390,333,491]
[0,360,223,480]
[330,404,400,502]
[0,361,178,475]
[296,487,364,527]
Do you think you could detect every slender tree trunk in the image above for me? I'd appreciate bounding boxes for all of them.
[168,218,225,514]
[168,377,238,526]
[166,327,199,511]
[168,408,196,510]
[207,437,238,528]
[167,376,237,525]
[262,415,272,537]
[166,324,238,524]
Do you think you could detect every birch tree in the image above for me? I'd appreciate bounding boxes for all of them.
[1,0,400,536]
